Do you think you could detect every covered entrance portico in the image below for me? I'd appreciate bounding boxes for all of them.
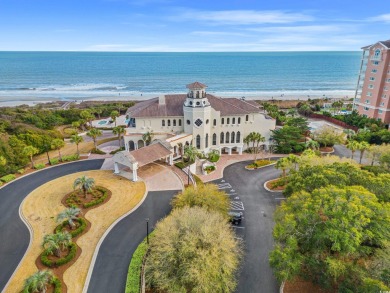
[113,141,173,181]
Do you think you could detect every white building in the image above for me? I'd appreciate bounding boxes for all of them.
[123,82,276,157]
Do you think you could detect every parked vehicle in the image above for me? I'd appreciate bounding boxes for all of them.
[228,212,242,225]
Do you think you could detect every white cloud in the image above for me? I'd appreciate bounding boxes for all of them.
[367,13,390,23]
[191,31,252,37]
[247,25,342,33]
[173,10,314,25]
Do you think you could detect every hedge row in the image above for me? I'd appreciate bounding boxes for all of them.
[0,174,16,183]
[41,243,77,268]
[55,218,87,238]
[66,187,110,209]
[34,163,45,170]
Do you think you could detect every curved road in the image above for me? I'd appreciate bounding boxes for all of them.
[0,159,105,292]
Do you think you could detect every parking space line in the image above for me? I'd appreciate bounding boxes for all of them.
[275,197,286,200]
[230,201,244,210]
[232,226,245,229]
[217,183,232,189]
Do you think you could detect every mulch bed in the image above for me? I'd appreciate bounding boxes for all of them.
[265,178,286,191]
[284,278,335,293]
[35,188,110,292]
[62,187,111,210]
[319,146,334,153]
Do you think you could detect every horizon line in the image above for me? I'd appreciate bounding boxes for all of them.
[0,50,361,53]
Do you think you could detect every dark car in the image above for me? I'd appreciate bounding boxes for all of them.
[228,211,242,225]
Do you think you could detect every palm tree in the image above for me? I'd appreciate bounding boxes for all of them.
[74,175,95,198]
[305,140,319,150]
[343,129,355,140]
[23,145,39,169]
[51,139,65,161]
[113,126,126,148]
[275,157,292,178]
[177,142,184,159]
[183,145,198,185]
[110,110,120,127]
[142,131,154,146]
[87,128,102,149]
[94,108,102,119]
[70,134,83,156]
[23,270,54,293]
[57,207,81,230]
[42,232,71,257]
[346,140,360,160]
[357,141,370,164]
[253,133,265,160]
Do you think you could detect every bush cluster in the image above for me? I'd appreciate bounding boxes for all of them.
[17,168,25,174]
[204,165,216,174]
[270,177,288,189]
[0,174,16,183]
[83,187,109,208]
[41,243,77,267]
[208,153,220,163]
[61,154,79,162]
[91,148,106,155]
[66,187,109,208]
[55,218,87,238]
[34,163,45,170]
[110,147,125,155]
[125,236,150,293]
[52,276,62,293]
[247,160,272,169]
[49,158,59,165]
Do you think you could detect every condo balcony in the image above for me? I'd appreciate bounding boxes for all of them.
[370,55,382,61]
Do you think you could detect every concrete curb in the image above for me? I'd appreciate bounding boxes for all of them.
[82,183,149,293]
[263,179,284,193]
[280,281,285,293]
[244,162,276,170]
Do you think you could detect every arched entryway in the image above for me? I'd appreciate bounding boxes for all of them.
[128,140,135,151]
[137,140,145,148]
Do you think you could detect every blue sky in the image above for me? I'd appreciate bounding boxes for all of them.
[0,0,389,51]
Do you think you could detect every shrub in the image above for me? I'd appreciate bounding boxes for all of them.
[61,154,79,162]
[41,243,77,267]
[204,165,215,174]
[1,174,16,183]
[208,153,220,163]
[254,160,272,168]
[270,177,288,189]
[34,163,46,170]
[50,158,59,165]
[52,276,62,293]
[55,218,87,238]
[17,168,26,174]
[174,162,186,169]
[91,148,106,155]
[125,235,151,293]
[83,187,109,208]
[110,147,125,155]
[361,165,389,175]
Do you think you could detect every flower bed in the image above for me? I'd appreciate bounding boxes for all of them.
[265,177,288,191]
[55,218,87,238]
[245,160,273,170]
[41,243,77,268]
[64,186,111,209]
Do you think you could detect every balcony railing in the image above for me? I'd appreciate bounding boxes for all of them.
[370,55,382,61]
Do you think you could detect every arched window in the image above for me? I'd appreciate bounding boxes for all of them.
[227,118,230,124]
[196,91,200,98]
[213,119,216,126]
[206,119,209,124]
[186,120,190,125]
[179,119,182,126]
[196,135,201,149]
[162,120,165,126]
[226,132,230,143]
[375,49,381,57]
[220,132,224,144]
[231,132,235,143]
[238,117,241,124]
[168,119,171,126]
[173,119,176,126]
[232,117,235,124]
[205,134,209,148]
[236,131,241,143]
[212,133,217,145]
[221,118,224,125]
[246,115,249,122]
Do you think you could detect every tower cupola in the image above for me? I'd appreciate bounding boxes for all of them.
[184,81,210,108]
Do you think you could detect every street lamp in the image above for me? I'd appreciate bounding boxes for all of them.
[145,218,149,244]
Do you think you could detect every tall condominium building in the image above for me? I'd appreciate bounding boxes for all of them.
[353,39,390,125]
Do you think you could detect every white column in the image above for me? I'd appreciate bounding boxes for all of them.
[238,147,243,155]
[133,169,138,181]
[228,148,232,155]
[114,162,120,174]
[124,140,129,151]
[169,154,173,165]
[134,142,138,150]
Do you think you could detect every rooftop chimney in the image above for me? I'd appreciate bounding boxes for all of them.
[158,95,166,105]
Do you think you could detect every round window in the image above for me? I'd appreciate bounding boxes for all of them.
[189,101,193,105]
[196,101,200,106]
[203,101,206,104]
[186,120,190,125]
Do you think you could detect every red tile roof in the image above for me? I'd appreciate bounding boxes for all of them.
[126,94,263,118]
[186,82,207,89]
[129,142,172,167]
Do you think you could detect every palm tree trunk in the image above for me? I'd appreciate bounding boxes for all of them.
[83,186,87,198]
[359,151,364,164]
[283,169,286,178]
[46,151,51,165]
[94,138,97,149]
[118,135,121,148]
[55,248,61,258]
[351,151,354,159]
[76,144,80,156]
[58,149,62,161]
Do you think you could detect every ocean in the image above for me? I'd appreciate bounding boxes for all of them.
[0,51,361,104]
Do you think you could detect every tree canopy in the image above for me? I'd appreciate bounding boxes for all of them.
[146,206,241,293]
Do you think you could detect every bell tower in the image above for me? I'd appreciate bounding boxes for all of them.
[183,82,211,151]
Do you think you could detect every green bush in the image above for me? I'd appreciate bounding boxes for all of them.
[41,243,77,267]
[17,168,25,174]
[204,165,215,174]
[52,276,62,293]
[1,174,16,183]
[55,218,87,238]
[83,187,109,208]
[254,160,272,168]
[361,165,389,175]
[50,158,59,165]
[61,154,79,162]
[34,163,46,170]
[110,147,125,155]
[246,163,257,169]
[192,174,203,186]
[174,162,186,169]
[125,233,153,293]
[91,148,106,155]
[208,153,220,163]
[270,177,288,189]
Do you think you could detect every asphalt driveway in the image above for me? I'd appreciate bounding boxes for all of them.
[214,160,282,293]
[87,190,179,293]
[0,159,104,292]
